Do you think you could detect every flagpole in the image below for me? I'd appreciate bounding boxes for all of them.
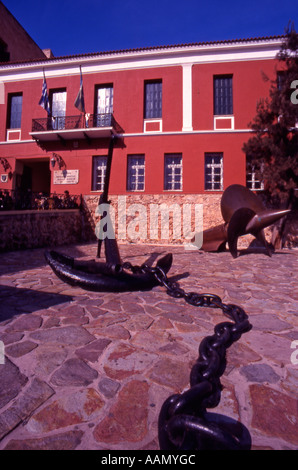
[74,65,86,127]
[39,68,51,118]
[80,65,85,127]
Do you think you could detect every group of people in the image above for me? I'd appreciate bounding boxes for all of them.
[0,190,14,210]
[34,190,79,210]
[0,189,79,211]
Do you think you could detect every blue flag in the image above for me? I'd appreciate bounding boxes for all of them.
[74,67,85,113]
[39,72,51,115]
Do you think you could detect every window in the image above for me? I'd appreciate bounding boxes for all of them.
[144,81,162,119]
[0,39,9,62]
[51,90,66,129]
[214,76,233,115]
[164,154,182,191]
[205,153,223,191]
[127,155,145,191]
[8,94,23,129]
[95,85,113,126]
[277,71,286,91]
[92,156,107,191]
[246,157,264,190]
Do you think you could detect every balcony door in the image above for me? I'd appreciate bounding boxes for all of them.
[51,90,66,129]
[96,85,113,127]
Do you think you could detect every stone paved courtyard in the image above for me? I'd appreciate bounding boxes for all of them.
[0,242,297,450]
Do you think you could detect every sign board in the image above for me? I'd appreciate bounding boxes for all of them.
[53,170,79,185]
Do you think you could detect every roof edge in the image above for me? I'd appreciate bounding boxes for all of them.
[0,34,286,68]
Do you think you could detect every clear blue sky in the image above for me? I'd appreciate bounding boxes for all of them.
[3,0,298,57]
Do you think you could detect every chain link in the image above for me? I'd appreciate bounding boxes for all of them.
[122,260,252,450]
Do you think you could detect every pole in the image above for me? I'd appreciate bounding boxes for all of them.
[97,136,121,265]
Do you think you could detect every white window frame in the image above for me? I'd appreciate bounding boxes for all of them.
[127,155,145,191]
[164,154,183,191]
[246,161,264,191]
[96,85,113,114]
[205,153,223,191]
[92,156,107,192]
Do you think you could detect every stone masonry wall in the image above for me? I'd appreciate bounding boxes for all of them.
[84,193,224,246]
[0,210,85,252]
[2,196,295,253]
[83,193,297,249]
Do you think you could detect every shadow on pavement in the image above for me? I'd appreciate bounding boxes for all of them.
[0,285,73,322]
[0,243,96,276]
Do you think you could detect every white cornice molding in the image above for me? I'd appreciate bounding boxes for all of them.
[0,128,253,145]
[0,37,284,82]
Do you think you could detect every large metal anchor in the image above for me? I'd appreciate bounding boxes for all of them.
[201,184,291,258]
[44,248,173,293]
[45,136,173,292]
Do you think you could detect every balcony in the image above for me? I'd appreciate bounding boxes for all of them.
[30,113,121,143]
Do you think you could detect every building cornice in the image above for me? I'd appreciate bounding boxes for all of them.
[0,35,285,81]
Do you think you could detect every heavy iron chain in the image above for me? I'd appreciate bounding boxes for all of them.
[122,260,253,450]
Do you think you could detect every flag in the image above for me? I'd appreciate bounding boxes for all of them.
[39,71,51,115]
[74,66,85,113]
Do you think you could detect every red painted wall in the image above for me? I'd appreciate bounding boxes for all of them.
[0,54,280,198]
[0,2,46,63]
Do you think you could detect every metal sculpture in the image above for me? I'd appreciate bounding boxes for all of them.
[44,249,172,292]
[201,184,291,258]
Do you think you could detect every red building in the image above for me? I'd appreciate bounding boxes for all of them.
[0,15,285,242]
[0,1,47,63]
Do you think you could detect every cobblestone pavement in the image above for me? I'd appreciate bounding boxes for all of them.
[0,242,297,451]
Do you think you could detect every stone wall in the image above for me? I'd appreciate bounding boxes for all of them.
[83,193,298,249]
[0,210,85,252]
[1,196,295,253]
[84,193,223,246]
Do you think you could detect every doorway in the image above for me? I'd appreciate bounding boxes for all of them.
[16,158,51,194]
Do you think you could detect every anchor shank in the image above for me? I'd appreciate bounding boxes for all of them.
[97,136,121,262]
[102,136,115,203]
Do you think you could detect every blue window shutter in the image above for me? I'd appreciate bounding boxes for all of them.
[214,76,233,115]
[10,94,23,128]
[145,81,162,119]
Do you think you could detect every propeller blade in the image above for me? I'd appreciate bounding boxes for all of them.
[227,208,256,258]
[245,209,291,233]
